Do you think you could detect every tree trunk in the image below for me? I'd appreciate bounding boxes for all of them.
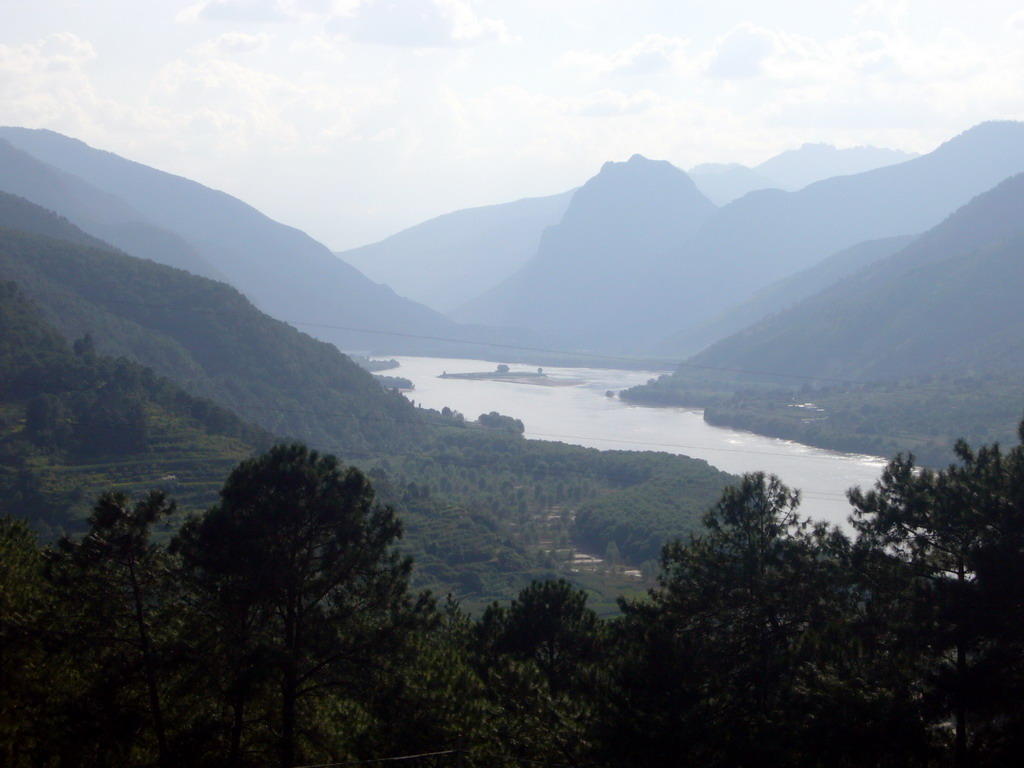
[954,555,968,768]
[281,583,299,768]
[228,693,244,768]
[281,674,297,768]
[128,555,170,768]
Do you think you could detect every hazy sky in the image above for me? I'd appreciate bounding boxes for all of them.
[2,1,1023,249]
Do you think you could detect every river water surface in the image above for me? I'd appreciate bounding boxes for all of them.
[391,356,887,530]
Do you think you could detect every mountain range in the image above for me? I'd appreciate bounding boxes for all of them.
[0,191,421,455]
[683,170,1024,381]
[689,142,917,204]
[655,234,916,357]
[453,121,1024,355]
[337,190,573,313]
[0,189,733,603]
[0,128,462,355]
[451,154,718,349]
[4,120,1023,381]
[4,117,1024,580]
[336,142,916,316]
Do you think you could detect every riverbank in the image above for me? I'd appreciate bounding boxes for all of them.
[620,369,1024,470]
[439,369,584,387]
[391,355,886,529]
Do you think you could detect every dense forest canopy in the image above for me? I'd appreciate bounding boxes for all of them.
[0,280,273,534]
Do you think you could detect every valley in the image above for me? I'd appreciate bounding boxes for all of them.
[4,120,1024,586]
[3,118,1024,767]
[392,355,886,529]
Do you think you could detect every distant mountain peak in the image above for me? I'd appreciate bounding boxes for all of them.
[336,189,573,313]
[935,120,1024,153]
[597,153,681,179]
[628,153,656,164]
[453,154,719,346]
[681,161,1024,385]
[754,141,918,188]
[564,155,713,232]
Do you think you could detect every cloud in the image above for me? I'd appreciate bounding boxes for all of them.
[676,13,1024,157]
[280,0,359,16]
[707,23,779,80]
[0,33,156,156]
[177,0,292,24]
[835,30,898,74]
[444,0,511,44]
[39,32,97,67]
[853,0,910,29]
[148,55,401,159]
[1006,9,1024,33]
[0,32,97,79]
[609,35,686,76]
[333,0,509,47]
[575,89,660,117]
[196,31,272,55]
[0,33,98,119]
[565,34,690,78]
[698,23,910,86]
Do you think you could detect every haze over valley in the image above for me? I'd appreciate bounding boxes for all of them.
[5,2,1024,764]
[5,117,1024,552]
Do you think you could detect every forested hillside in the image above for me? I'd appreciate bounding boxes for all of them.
[640,121,1024,353]
[0,198,421,455]
[384,411,733,599]
[0,194,735,607]
[0,281,271,535]
[0,128,462,355]
[656,234,915,356]
[624,171,1024,464]
[672,170,1024,381]
[0,138,226,280]
[4,434,1024,767]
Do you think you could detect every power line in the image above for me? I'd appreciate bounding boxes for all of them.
[291,749,457,768]
[290,751,591,768]
[520,427,884,463]
[221,397,881,464]
[222,317,1002,393]
[22,286,1000,395]
[6,355,884,504]
[219,405,878,501]
[322,442,865,508]
[11,287,904,506]
[3,376,872,502]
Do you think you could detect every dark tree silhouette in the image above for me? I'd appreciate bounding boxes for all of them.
[174,444,425,767]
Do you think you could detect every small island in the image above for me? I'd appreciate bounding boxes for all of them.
[439,364,584,387]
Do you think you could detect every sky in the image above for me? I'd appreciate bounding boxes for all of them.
[2,1,1024,250]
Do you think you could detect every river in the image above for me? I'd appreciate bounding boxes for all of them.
[390,356,888,530]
